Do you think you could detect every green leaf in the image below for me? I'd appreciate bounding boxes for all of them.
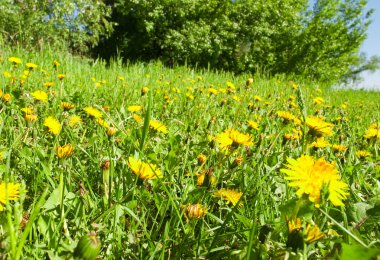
[340,243,380,260]
[43,188,60,211]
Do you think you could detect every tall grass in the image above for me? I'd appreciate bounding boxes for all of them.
[0,46,379,259]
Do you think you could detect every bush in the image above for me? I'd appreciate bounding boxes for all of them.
[97,0,376,84]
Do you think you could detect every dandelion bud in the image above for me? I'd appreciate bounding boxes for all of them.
[53,60,60,69]
[102,105,110,112]
[2,93,11,102]
[106,127,117,136]
[184,204,207,219]
[197,154,207,165]
[141,87,149,95]
[57,144,74,159]
[101,160,110,170]
[233,157,243,166]
[246,78,253,87]
[73,231,101,260]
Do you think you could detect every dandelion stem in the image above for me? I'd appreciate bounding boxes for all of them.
[319,208,369,248]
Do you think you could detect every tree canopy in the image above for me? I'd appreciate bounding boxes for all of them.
[1,0,378,83]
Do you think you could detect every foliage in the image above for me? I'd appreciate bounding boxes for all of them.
[289,0,377,82]
[0,47,379,258]
[97,0,377,84]
[0,0,113,53]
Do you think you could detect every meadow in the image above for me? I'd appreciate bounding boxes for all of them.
[0,47,379,259]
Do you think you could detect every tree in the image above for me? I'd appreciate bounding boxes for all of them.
[96,0,378,83]
[0,0,113,53]
[285,0,377,83]
[96,0,307,70]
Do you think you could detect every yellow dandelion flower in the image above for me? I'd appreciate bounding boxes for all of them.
[57,144,74,159]
[287,218,303,233]
[332,144,347,153]
[0,182,21,211]
[356,150,371,159]
[22,70,30,78]
[289,102,298,109]
[183,204,207,219]
[127,105,143,112]
[26,62,38,70]
[247,120,260,130]
[25,114,38,122]
[43,82,54,88]
[83,107,102,119]
[364,122,380,141]
[226,81,235,89]
[313,97,324,105]
[58,74,65,80]
[281,155,349,207]
[31,90,48,102]
[69,115,82,127]
[172,87,181,94]
[208,88,218,95]
[61,102,75,110]
[196,170,217,187]
[287,218,324,244]
[133,114,143,124]
[305,224,324,243]
[8,57,22,65]
[248,102,258,110]
[186,93,194,100]
[306,116,334,137]
[128,157,163,180]
[293,117,302,126]
[3,93,11,102]
[214,188,243,206]
[3,71,12,78]
[21,107,34,115]
[141,87,149,95]
[284,129,302,141]
[277,111,296,124]
[96,118,109,128]
[309,137,330,149]
[44,116,61,135]
[214,129,253,151]
[254,95,262,102]
[149,120,168,134]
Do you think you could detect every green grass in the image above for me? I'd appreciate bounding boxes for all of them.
[0,46,379,259]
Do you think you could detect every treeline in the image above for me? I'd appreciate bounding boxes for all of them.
[1,0,378,83]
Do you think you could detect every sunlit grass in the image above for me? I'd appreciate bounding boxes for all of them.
[0,46,379,259]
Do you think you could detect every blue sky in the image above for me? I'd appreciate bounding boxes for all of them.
[359,0,380,90]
